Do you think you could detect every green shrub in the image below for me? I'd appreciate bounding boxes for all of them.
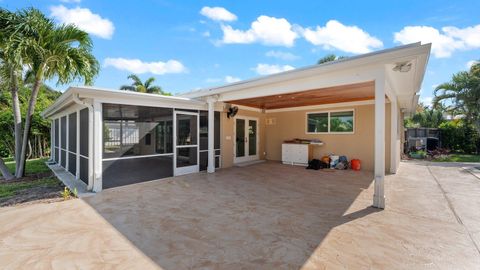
[439,120,480,154]
[409,150,426,159]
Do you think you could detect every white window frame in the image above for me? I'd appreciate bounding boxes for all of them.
[305,109,355,135]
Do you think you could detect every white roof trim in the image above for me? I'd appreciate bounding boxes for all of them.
[42,86,205,118]
[180,43,430,99]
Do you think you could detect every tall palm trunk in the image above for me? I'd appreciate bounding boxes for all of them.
[0,158,14,181]
[16,78,42,178]
[0,69,21,181]
[10,69,23,166]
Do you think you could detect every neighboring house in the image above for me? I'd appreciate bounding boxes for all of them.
[42,42,431,209]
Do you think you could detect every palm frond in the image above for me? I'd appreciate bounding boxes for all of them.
[127,74,143,86]
[144,77,155,89]
[119,85,135,91]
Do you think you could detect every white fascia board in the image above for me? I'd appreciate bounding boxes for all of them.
[48,103,86,120]
[180,43,430,99]
[42,86,207,118]
[217,64,381,102]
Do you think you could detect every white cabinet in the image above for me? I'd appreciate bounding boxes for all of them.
[282,143,310,165]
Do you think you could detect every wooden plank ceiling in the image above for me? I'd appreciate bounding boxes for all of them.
[226,81,375,110]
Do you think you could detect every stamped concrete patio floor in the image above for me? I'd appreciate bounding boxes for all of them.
[1,161,480,269]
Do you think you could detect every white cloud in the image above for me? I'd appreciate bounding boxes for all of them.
[200,6,237,22]
[60,0,81,3]
[202,31,211,37]
[394,24,480,58]
[221,16,299,47]
[253,63,294,75]
[265,50,299,61]
[225,75,241,83]
[50,5,114,39]
[303,20,383,54]
[466,60,479,69]
[104,58,187,75]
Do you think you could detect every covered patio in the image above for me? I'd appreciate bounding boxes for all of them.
[186,42,431,209]
[1,161,479,269]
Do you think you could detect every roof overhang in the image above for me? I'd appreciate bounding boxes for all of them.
[181,43,431,114]
[42,86,206,118]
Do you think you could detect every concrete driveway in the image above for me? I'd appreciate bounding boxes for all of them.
[0,161,479,269]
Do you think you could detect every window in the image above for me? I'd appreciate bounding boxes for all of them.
[330,111,354,132]
[307,113,328,133]
[307,110,354,133]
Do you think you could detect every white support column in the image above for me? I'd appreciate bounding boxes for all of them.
[207,97,216,173]
[50,120,54,162]
[87,107,94,191]
[373,76,386,209]
[65,114,69,172]
[59,116,62,167]
[390,97,399,174]
[76,110,80,180]
[92,101,103,192]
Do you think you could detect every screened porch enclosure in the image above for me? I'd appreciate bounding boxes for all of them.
[101,104,221,189]
[51,107,89,185]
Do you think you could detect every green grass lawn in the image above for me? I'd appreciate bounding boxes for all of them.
[1,158,64,206]
[433,154,480,162]
[5,157,51,174]
[0,177,59,199]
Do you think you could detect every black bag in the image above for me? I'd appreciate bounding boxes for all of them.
[306,159,322,170]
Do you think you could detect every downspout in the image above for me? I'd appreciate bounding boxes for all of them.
[72,93,95,191]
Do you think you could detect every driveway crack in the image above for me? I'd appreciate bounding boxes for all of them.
[427,164,480,256]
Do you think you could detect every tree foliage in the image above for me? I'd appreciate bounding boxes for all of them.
[120,74,171,95]
[0,84,60,157]
[0,7,98,178]
[317,54,347,65]
[433,61,480,132]
[439,120,479,154]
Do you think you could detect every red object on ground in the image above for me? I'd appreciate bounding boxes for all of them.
[351,159,361,171]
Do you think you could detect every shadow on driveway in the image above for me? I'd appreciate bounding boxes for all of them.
[83,162,376,269]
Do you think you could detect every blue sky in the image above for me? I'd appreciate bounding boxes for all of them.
[2,0,480,105]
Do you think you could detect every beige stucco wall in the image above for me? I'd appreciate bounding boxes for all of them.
[220,103,395,172]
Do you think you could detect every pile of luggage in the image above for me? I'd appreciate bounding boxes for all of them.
[306,155,360,171]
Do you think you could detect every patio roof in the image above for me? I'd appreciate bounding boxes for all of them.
[226,81,375,110]
[180,42,431,114]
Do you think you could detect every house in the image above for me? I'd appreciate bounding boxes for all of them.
[42,42,431,209]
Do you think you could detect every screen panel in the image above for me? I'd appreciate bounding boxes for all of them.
[68,152,76,175]
[102,155,173,189]
[79,108,89,157]
[79,157,88,184]
[68,112,77,152]
[60,116,67,149]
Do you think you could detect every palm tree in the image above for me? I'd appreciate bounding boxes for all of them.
[411,108,445,128]
[120,74,169,95]
[317,54,347,64]
[1,8,99,178]
[0,8,42,179]
[433,61,480,133]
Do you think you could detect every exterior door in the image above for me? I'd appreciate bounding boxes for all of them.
[174,111,199,175]
[234,116,259,163]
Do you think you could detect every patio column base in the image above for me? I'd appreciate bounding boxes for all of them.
[373,194,385,209]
